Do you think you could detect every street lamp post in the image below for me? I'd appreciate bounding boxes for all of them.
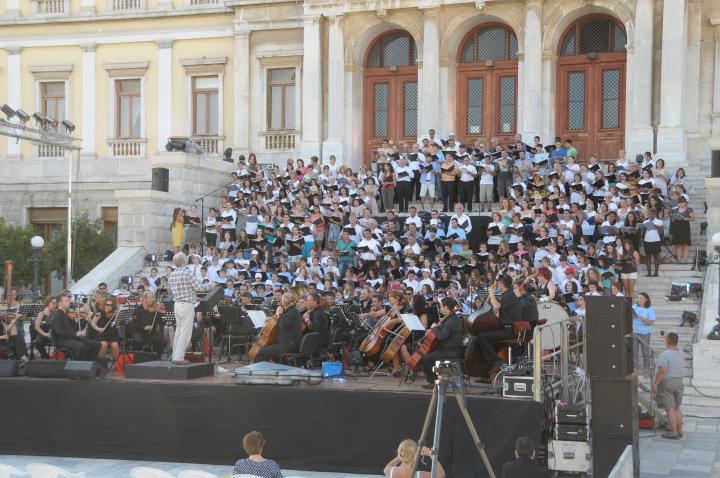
[30,235,45,301]
[711,233,720,320]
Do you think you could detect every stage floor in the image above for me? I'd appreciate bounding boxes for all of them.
[0,361,544,478]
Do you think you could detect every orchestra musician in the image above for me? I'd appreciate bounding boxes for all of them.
[0,309,27,360]
[3,287,29,359]
[303,293,330,348]
[88,297,121,362]
[51,294,101,360]
[420,297,465,388]
[253,292,302,362]
[475,275,523,379]
[131,291,166,354]
[32,295,57,359]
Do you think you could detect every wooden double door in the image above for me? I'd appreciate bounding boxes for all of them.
[556,55,626,161]
[456,65,518,147]
[363,69,418,166]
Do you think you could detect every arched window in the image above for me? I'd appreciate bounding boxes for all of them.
[460,25,518,63]
[366,32,418,68]
[561,18,626,56]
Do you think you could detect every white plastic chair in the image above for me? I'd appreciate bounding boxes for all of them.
[0,464,29,478]
[178,471,220,478]
[25,464,85,478]
[129,468,175,478]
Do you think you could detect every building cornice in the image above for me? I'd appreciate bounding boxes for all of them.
[0,4,231,27]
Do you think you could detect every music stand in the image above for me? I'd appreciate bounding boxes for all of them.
[217,303,257,363]
[116,306,136,359]
[19,304,44,321]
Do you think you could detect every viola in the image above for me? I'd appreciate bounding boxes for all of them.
[247,316,279,363]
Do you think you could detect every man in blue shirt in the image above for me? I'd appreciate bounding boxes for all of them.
[549,137,566,168]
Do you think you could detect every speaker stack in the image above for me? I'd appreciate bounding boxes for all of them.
[585,296,640,477]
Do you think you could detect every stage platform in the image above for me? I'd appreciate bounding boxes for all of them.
[0,362,544,478]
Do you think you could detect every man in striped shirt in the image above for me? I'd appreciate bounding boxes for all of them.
[168,252,214,364]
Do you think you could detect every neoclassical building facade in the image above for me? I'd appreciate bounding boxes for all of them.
[0,0,718,251]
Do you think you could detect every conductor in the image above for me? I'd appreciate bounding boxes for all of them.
[167,252,213,364]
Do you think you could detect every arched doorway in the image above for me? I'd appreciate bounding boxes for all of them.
[456,24,518,147]
[363,31,418,166]
[556,15,627,161]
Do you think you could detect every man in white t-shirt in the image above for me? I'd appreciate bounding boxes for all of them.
[478,155,496,212]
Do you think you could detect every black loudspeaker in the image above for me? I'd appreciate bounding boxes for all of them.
[712,150,720,178]
[27,359,67,378]
[64,360,107,381]
[151,167,169,192]
[591,376,639,436]
[591,434,640,478]
[585,296,634,378]
[0,360,19,377]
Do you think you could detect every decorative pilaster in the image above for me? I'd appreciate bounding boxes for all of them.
[233,26,251,154]
[323,15,345,164]
[80,0,95,15]
[5,0,20,18]
[712,26,720,141]
[156,39,173,153]
[419,7,441,136]
[521,0,543,139]
[6,47,22,158]
[81,43,97,159]
[657,0,688,165]
[301,15,323,160]
[624,0,654,156]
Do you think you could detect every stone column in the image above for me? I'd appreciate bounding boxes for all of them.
[156,40,173,153]
[80,0,95,15]
[539,49,555,145]
[711,26,720,141]
[521,0,543,140]
[323,15,345,164]
[419,8,441,136]
[81,43,97,159]
[624,0,653,155]
[5,0,20,18]
[657,0,688,165]
[301,15,323,160]
[6,47,21,158]
[233,26,251,154]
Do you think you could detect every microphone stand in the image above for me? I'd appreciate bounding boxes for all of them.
[195,180,234,257]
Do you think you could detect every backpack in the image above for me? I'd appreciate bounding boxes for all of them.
[520,294,539,324]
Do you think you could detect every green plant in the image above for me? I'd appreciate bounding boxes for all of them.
[46,210,115,281]
[0,217,45,286]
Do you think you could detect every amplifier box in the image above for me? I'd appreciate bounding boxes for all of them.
[556,403,588,424]
[547,440,590,473]
[503,375,534,398]
[555,424,589,442]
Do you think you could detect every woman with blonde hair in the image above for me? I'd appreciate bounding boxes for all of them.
[171,207,185,252]
[383,439,445,478]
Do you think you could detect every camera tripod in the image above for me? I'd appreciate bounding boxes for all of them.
[410,360,496,478]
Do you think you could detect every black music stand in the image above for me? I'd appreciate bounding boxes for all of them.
[217,303,256,363]
[116,306,137,360]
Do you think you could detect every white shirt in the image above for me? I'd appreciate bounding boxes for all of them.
[459,164,477,182]
[643,218,663,242]
[451,213,472,234]
[357,238,381,260]
[405,216,423,229]
[479,162,495,184]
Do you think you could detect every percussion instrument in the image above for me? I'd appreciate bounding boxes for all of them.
[535,300,570,349]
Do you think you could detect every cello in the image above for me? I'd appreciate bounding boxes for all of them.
[406,301,456,372]
[247,313,279,363]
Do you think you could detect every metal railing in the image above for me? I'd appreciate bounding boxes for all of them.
[189,135,223,155]
[608,445,634,478]
[263,130,298,151]
[531,315,586,402]
[107,138,146,157]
